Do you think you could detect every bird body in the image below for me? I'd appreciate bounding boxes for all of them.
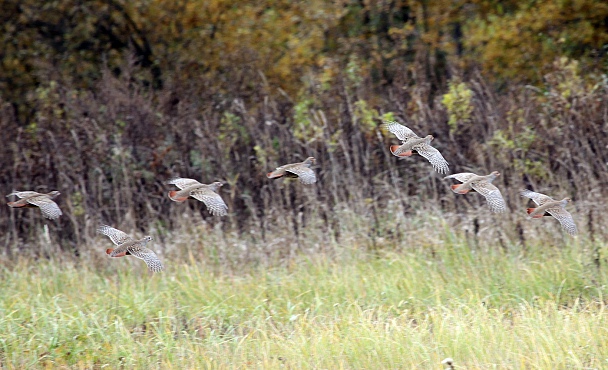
[167,178,228,216]
[444,171,507,213]
[97,225,164,272]
[390,135,433,157]
[520,190,577,235]
[267,157,317,184]
[381,121,449,174]
[6,190,62,219]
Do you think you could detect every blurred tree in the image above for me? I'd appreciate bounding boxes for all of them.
[0,0,340,121]
[464,0,608,82]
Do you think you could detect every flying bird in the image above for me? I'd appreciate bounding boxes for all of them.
[444,171,507,213]
[267,157,317,184]
[381,121,449,174]
[166,178,228,216]
[520,190,578,235]
[97,225,164,272]
[6,190,62,219]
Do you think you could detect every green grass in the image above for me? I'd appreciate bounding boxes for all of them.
[1,236,607,369]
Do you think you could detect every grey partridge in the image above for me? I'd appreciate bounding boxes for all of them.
[167,178,228,216]
[267,157,317,184]
[520,190,577,235]
[6,190,62,219]
[444,171,507,213]
[97,225,164,272]
[381,121,450,174]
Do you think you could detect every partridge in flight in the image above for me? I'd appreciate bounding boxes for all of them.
[267,157,317,184]
[6,190,62,219]
[444,171,507,213]
[520,190,578,235]
[97,225,164,272]
[167,178,228,216]
[381,121,450,174]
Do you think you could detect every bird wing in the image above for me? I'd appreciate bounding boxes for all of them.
[285,165,317,184]
[26,196,63,219]
[415,144,450,174]
[520,190,554,206]
[7,191,41,199]
[471,182,507,213]
[97,225,135,246]
[546,208,578,236]
[381,121,419,141]
[167,178,202,190]
[443,173,477,182]
[127,245,164,272]
[190,188,228,216]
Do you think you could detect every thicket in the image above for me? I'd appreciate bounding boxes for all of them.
[1,0,607,254]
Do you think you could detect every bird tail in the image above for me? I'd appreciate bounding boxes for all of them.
[6,201,31,208]
[106,248,128,257]
[168,191,188,203]
[451,184,470,194]
[390,145,413,157]
[527,208,544,218]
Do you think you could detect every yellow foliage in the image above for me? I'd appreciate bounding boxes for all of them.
[441,79,473,133]
[464,0,608,82]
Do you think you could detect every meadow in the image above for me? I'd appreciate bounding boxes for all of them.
[1,213,607,369]
[1,2,607,368]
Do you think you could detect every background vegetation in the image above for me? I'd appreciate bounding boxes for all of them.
[1,0,607,252]
[0,1,607,367]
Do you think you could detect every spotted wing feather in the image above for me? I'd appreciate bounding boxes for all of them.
[382,121,419,141]
[126,245,164,272]
[520,190,554,206]
[471,182,507,213]
[190,188,229,216]
[97,225,135,246]
[546,208,578,235]
[26,195,63,219]
[285,165,317,184]
[167,178,203,190]
[415,144,450,174]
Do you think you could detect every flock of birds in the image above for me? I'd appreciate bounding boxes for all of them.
[6,121,578,272]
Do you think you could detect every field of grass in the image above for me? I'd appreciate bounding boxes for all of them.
[1,229,607,369]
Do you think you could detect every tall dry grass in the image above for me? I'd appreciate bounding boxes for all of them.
[1,55,607,260]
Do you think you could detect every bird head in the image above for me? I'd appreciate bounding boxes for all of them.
[425,134,434,141]
[143,235,153,243]
[209,182,224,191]
[48,191,61,198]
[304,157,316,165]
[490,171,501,177]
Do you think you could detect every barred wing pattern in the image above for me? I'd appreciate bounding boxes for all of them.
[190,188,229,216]
[127,246,164,272]
[285,165,317,184]
[520,190,553,206]
[97,225,135,246]
[26,196,63,219]
[471,182,507,213]
[546,208,578,236]
[167,178,203,189]
[382,121,419,141]
[416,144,450,174]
